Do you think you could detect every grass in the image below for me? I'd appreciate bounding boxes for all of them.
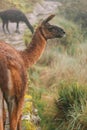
[22,94,36,130]
[26,16,87,128]
[0,0,42,12]
[54,81,87,130]
[28,39,87,130]
[1,1,87,129]
[22,15,87,130]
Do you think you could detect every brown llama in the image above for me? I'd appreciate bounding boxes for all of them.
[0,14,65,130]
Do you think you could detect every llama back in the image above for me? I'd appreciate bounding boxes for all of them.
[0,9,26,21]
[0,9,34,33]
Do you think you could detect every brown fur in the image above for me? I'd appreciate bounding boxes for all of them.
[0,15,65,130]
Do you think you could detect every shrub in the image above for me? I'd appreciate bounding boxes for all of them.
[22,120,36,130]
[55,81,87,130]
[22,94,36,130]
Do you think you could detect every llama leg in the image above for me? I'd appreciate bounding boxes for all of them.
[17,99,24,130]
[7,98,24,130]
[17,115,22,130]
[3,101,6,130]
[6,22,10,34]
[7,100,18,130]
[2,21,6,33]
[15,22,20,33]
[0,89,4,130]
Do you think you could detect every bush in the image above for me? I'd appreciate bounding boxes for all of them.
[22,94,36,130]
[22,120,36,130]
[55,81,87,130]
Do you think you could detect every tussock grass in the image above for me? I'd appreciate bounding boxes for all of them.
[55,81,87,130]
[1,1,87,130]
[29,40,87,130]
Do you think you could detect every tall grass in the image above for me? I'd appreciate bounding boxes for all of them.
[29,38,87,130]
[21,13,87,130]
[28,39,87,129]
[55,81,87,130]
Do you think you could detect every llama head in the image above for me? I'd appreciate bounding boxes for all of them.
[39,14,65,40]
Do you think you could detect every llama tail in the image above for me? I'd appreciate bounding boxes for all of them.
[24,17,34,34]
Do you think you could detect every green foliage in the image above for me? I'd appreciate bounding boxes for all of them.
[55,81,87,130]
[23,94,33,114]
[29,86,47,127]
[10,0,33,13]
[22,94,37,130]
[22,120,36,130]
[0,0,42,13]
[57,0,87,38]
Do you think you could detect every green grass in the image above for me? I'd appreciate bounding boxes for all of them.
[54,81,87,130]
[28,39,87,130]
[22,94,36,130]
[1,1,87,129]
[0,0,42,12]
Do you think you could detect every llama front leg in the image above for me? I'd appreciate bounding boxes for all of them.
[15,22,20,33]
[2,21,6,34]
[6,22,10,34]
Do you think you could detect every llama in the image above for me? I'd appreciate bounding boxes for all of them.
[0,14,65,130]
[0,9,34,34]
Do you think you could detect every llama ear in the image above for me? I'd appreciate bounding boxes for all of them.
[42,14,55,24]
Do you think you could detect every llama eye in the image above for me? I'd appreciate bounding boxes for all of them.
[52,28,56,32]
[48,27,53,31]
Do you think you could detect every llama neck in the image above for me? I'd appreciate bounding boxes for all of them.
[24,17,34,34]
[20,28,46,68]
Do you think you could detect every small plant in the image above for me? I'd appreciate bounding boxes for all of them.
[22,94,37,130]
[22,120,36,130]
[55,81,87,130]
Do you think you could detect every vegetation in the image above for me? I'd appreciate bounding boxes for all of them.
[24,1,87,128]
[55,81,87,130]
[22,94,37,130]
[0,0,42,12]
[1,0,87,130]
[57,0,87,38]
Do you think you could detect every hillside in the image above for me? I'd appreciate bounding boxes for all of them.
[1,0,87,130]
